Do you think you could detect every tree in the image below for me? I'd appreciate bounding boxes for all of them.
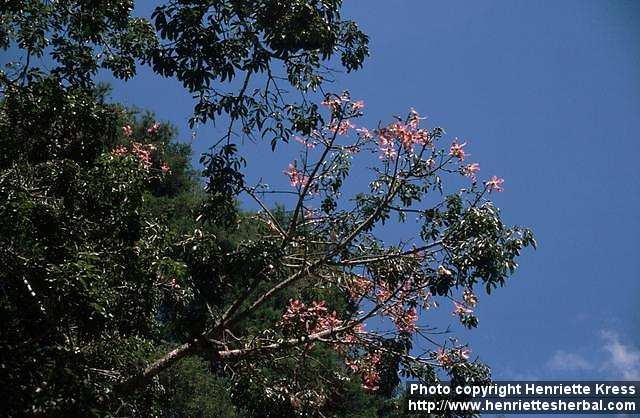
[0,78,177,414]
[0,1,534,416]
[117,92,535,410]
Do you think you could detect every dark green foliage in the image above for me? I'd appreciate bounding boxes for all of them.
[158,355,242,417]
[0,80,162,415]
[0,78,118,167]
[1,0,157,85]
[149,0,368,125]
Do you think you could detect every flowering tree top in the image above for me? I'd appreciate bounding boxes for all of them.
[119,91,534,408]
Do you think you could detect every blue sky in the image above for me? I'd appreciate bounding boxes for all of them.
[101,0,640,397]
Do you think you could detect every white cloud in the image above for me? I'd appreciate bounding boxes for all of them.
[547,350,592,372]
[600,330,640,380]
[544,330,640,380]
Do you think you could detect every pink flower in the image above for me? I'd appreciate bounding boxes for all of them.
[386,122,414,150]
[351,100,365,112]
[377,131,397,159]
[111,145,128,157]
[449,139,468,161]
[280,299,342,334]
[453,302,473,317]
[284,163,309,188]
[147,122,160,135]
[131,142,153,169]
[362,370,380,391]
[347,276,373,300]
[345,358,360,372]
[356,127,373,139]
[412,129,431,147]
[281,299,307,327]
[361,352,382,391]
[322,96,343,112]
[393,306,419,334]
[486,175,504,192]
[408,108,425,129]
[458,347,472,361]
[436,348,453,366]
[343,323,366,345]
[462,163,480,179]
[328,120,354,135]
[284,299,305,315]
[368,353,381,366]
[437,265,453,278]
[346,351,382,391]
[376,284,392,301]
[122,125,133,137]
[309,300,328,314]
[463,290,478,307]
[160,163,171,174]
[376,113,431,154]
[317,311,342,331]
[293,135,316,149]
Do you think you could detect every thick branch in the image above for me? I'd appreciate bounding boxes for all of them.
[115,339,202,393]
[116,322,357,392]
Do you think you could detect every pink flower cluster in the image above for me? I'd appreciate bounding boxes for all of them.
[111,137,171,174]
[355,127,373,139]
[280,300,343,334]
[343,323,366,345]
[112,145,128,157]
[447,139,504,190]
[122,120,160,137]
[376,282,421,334]
[389,305,418,334]
[486,175,504,192]
[436,346,471,367]
[322,97,342,112]
[452,301,473,317]
[346,352,382,391]
[122,124,133,137]
[436,348,454,366]
[321,92,351,113]
[462,163,480,180]
[284,163,310,188]
[451,290,477,326]
[463,289,478,307]
[378,131,397,159]
[351,100,365,112]
[293,135,316,149]
[346,275,373,301]
[376,110,431,159]
[147,122,160,135]
[449,139,467,161]
[111,142,154,169]
[328,119,355,136]
[131,142,154,169]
